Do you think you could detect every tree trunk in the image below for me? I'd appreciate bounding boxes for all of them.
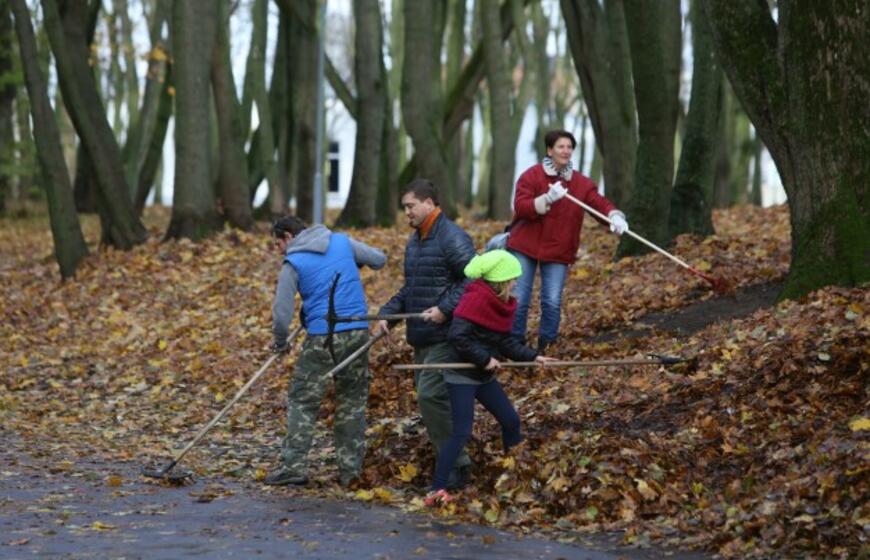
[0,0,15,214]
[401,0,454,214]
[481,0,514,220]
[337,0,386,227]
[560,0,636,208]
[42,0,147,249]
[750,131,763,206]
[705,0,870,299]
[617,0,681,258]
[668,0,720,239]
[166,0,221,240]
[279,0,318,222]
[123,0,168,203]
[11,0,88,277]
[210,0,253,230]
[134,64,172,213]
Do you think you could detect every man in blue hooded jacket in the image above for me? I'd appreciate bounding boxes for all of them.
[265,215,386,487]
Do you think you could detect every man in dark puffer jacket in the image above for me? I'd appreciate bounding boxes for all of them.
[375,179,476,488]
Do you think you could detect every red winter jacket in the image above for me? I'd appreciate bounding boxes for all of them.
[506,163,616,264]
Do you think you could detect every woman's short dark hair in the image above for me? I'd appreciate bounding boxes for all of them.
[272,215,308,238]
[544,129,577,150]
[401,178,440,206]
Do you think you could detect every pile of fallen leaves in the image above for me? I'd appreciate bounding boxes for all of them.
[1,204,867,558]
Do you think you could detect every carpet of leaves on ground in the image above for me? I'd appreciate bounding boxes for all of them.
[1,204,867,558]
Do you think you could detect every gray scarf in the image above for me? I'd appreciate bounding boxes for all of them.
[542,156,573,181]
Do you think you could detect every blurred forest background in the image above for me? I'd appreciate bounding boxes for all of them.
[0,0,867,297]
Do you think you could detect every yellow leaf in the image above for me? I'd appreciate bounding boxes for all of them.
[91,521,116,531]
[696,260,712,272]
[106,475,123,487]
[354,489,374,501]
[254,468,267,481]
[158,339,168,351]
[849,417,870,431]
[19,356,29,367]
[573,267,591,280]
[214,392,225,403]
[501,456,516,470]
[396,463,418,482]
[373,487,393,502]
[635,478,658,500]
[548,476,570,492]
[484,508,499,523]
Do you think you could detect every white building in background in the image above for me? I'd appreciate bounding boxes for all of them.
[302,99,785,210]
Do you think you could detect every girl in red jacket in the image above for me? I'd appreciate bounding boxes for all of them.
[506,129,629,353]
[425,250,555,506]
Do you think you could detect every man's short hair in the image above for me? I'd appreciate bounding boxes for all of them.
[272,215,308,238]
[544,129,577,150]
[401,178,440,206]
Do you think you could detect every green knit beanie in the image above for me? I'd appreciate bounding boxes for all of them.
[464,250,522,282]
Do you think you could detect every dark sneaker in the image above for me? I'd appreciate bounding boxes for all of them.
[446,465,471,491]
[263,467,308,486]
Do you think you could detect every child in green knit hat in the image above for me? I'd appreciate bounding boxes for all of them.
[424,250,556,507]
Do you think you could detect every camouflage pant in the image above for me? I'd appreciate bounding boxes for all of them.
[280,329,370,481]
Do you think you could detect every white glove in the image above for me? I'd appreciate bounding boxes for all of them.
[608,210,629,235]
[544,181,568,204]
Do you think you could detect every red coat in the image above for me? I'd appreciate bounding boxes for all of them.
[506,163,616,264]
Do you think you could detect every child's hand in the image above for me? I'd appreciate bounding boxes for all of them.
[535,355,557,366]
[485,357,501,371]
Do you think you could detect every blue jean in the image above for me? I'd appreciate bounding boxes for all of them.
[431,380,522,490]
[509,250,569,345]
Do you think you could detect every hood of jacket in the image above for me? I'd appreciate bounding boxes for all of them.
[285,224,331,256]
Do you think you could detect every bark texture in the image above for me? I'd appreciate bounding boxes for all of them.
[705,0,870,298]
[166,0,221,240]
[11,0,88,277]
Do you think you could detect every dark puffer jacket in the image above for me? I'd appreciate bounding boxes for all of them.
[448,317,539,383]
[379,212,475,348]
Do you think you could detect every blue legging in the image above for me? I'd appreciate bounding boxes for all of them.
[431,380,523,490]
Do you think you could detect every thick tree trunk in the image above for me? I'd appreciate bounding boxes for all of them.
[705,0,870,299]
[279,0,318,222]
[337,0,386,227]
[560,0,636,208]
[42,0,147,249]
[210,0,252,230]
[617,0,681,258]
[0,0,15,214]
[401,0,454,214]
[481,0,514,220]
[11,0,88,278]
[166,0,221,240]
[668,0,720,239]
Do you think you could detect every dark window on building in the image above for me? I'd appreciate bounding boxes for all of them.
[327,141,340,193]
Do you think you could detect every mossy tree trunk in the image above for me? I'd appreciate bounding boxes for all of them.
[11,0,88,277]
[560,0,636,208]
[705,0,870,299]
[0,0,15,214]
[42,0,147,249]
[210,0,253,230]
[668,0,720,239]
[166,0,221,240]
[617,0,681,258]
[481,0,514,220]
[337,0,386,228]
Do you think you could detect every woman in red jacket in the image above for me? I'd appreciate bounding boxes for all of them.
[506,130,629,352]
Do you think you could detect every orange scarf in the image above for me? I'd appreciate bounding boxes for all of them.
[418,207,442,239]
